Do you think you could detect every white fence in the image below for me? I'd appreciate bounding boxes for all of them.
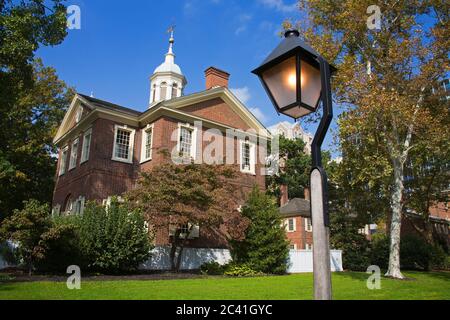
[288,250,343,273]
[140,247,232,270]
[140,246,343,273]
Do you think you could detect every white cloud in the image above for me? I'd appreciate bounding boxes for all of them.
[234,14,252,36]
[231,87,251,104]
[258,0,298,13]
[249,107,268,123]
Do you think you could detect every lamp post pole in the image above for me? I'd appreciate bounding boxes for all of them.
[310,57,333,300]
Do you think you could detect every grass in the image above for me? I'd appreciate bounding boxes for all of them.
[0,271,449,300]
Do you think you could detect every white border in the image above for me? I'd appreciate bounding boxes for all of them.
[140,124,154,163]
[112,124,136,164]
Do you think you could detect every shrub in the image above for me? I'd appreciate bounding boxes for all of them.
[329,209,371,271]
[370,233,390,269]
[36,216,84,273]
[77,199,153,273]
[224,264,264,277]
[230,187,289,274]
[0,241,19,266]
[430,245,449,271]
[200,262,225,275]
[400,235,432,270]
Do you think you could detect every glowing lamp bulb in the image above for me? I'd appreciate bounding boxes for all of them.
[288,74,296,88]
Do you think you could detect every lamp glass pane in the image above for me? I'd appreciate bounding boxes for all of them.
[262,56,297,109]
[301,60,321,109]
[282,106,312,119]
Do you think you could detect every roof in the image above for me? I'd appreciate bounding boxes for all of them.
[279,198,311,218]
[78,94,141,116]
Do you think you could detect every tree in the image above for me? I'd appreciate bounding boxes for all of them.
[0,0,70,220]
[267,135,311,201]
[127,162,250,272]
[0,59,74,221]
[76,199,152,273]
[0,199,69,275]
[295,0,449,279]
[230,187,290,274]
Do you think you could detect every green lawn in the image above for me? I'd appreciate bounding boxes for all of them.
[0,271,449,300]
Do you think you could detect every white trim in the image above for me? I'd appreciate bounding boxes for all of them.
[176,123,197,160]
[140,124,154,163]
[80,128,92,164]
[305,218,312,233]
[59,146,69,176]
[239,138,256,175]
[112,125,135,164]
[69,138,79,171]
[287,218,296,233]
[75,106,83,123]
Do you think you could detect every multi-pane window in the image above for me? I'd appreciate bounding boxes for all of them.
[305,218,312,232]
[179,126,193,158]
[112,126,135,163]
[69,138,79,170]
[59,146,69,176]
[141,126,153,162]
[81,129,92,163]
[240,138,255,174]
[287,218,296,232]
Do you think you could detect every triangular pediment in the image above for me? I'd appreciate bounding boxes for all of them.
[53,94,95,144]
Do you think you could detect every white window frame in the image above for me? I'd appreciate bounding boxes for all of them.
[287,218,296,233]
[289,244,298,250]
[112,125,136,164]
[81,128,92,164]
[239,138,256,175]
[140,124,154,163]
[59,146,69,176]
[52,205,61,217]
[305,243,313,250]
[305,218,312,233]
[69,138,79,171]
[177,123,197,160]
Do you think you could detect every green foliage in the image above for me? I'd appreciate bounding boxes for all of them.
[0,0,70,220]
[76,199,153,273]
[267,135,311,201]
[330,210,371,271]
[200,262,225,275]
[230,187,289,274]
[370,233,448,271]
[0,200,64,274]
[223,264,264,277]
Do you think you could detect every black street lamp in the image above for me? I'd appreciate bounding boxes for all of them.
[252,29,336,300]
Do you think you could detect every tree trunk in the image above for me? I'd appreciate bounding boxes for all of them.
[169,243,177,271]
[385,158,405,279]
[175,245,185,272]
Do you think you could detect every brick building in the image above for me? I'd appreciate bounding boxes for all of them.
[279,186,313,250]
[51,32,270,250]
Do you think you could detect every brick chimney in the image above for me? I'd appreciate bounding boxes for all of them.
[280,184,289,206]
[205,67,230,89]
[304,187,311,201]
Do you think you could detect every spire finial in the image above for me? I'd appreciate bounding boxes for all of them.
[167,25,176,55]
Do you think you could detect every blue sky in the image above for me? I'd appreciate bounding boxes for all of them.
[37,0,337,154]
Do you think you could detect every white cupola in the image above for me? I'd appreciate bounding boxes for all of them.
[149,29,187,107]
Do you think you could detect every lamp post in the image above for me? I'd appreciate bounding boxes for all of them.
[252,29,336,300]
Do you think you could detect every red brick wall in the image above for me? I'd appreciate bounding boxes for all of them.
[53,98,268,248]
[284,217,313,250]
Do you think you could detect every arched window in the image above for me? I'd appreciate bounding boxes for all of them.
[152,84,156,102]
[171,83,178,99]
[160,82,167,100]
